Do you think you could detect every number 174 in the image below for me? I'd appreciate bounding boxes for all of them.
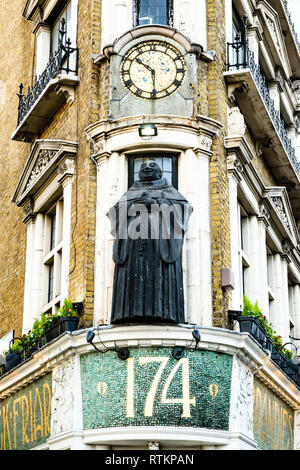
[126,357,196,419]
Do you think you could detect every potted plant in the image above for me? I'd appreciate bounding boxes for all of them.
[237,295,269,349]
[5,338,24,371]
[43,298,80,343]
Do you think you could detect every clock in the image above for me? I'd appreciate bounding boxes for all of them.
[120,41,186,100]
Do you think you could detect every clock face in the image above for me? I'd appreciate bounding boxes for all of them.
[120,41,186,100]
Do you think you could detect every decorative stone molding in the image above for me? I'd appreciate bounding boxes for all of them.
[227,154,244,180]
[282,239,292,262]
[12,140,78,210]
[231,358,254,437]
[57,157,76,186]
[26,149,57,190]
[263,187,299,246]
[22,197,35,224]
[100,25,203,61]
[258,204,270,226]
[228,107,246,137]
[228,82,249,104]
[270,196,291,232]
[255,370,299,411]
[51,357,76,436]
[85,115,222,158]
[198,135,213,154]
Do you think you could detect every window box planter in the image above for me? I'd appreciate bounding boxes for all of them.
[231,309,300,388]
[237,316,268,349]
[44,316,79,343]
[4,338,25,371]
[5,350,23,371]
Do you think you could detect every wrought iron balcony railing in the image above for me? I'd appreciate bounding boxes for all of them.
[282,0,300,53]
[16,19,78,126]
[226,40,300,179]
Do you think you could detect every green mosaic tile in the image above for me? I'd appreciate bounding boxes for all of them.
[80,348,233,430]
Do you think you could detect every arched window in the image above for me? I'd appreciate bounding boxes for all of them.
[134,0,173,27]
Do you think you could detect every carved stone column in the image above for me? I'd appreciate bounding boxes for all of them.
[57,157,75,302]
[247,208,269,317]
[22,199,36,333]
[227,154,244,311]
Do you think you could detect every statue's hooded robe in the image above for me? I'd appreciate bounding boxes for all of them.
[107,176,193,324]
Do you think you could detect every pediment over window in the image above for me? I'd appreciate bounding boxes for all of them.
[12,139,77,208]
[263,187,299,245]
[23,0,60,21]
[257,1,292,79]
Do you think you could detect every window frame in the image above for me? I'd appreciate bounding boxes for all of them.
[42,199,64,315]
[133,0,174,27]
[127,153,178,188]
[237,202,250,304]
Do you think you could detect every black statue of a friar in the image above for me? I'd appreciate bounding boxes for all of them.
[107,160,193,324]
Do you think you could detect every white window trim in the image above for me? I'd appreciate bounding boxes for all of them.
[12,140,77,332]
[33,0,78,79]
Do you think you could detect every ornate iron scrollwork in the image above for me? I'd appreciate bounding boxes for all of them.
[226,20,300,180]
[16,18,78,126]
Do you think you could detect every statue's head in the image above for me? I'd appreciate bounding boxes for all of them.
[138,160,162,182]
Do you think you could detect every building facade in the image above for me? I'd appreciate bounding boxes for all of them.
[0,0,300,450]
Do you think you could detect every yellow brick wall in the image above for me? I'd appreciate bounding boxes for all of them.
[0,1,34,338]
[0,0,100,336]
[207,0,232,327]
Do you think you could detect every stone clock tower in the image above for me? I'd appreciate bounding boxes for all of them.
[106,27,198,118]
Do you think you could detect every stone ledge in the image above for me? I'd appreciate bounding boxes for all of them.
[82,426,230,447]
[1,324,299,408]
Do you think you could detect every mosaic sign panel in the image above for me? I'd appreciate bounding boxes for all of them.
[81,348,233,430]
[0,374,52,450]
[253,378,294,450]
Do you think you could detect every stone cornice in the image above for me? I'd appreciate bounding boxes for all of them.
[85,115,222,162]
[1,325,299,409]
[97,25,203,62]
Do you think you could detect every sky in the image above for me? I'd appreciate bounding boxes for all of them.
[287,0,300,35]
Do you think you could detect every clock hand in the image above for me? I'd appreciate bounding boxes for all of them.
[151,69,157,97]
[136,58,154,74]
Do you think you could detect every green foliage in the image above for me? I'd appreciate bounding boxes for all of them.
[242,294,293,360]
[9,339,23,353]
[7,298,79,355]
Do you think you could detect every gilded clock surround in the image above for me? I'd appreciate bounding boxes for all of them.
[120,40,186,100]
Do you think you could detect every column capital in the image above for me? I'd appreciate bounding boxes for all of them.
[227,154,244,183]
[57,157,75,187]
[281,239,292,264]
[257,204,270,228]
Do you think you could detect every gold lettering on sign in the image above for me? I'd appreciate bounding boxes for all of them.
[253,380,294,450]
[13,398,21,449]
[43,383,51,436]
[161,358,196,418]
[139,357,169,417]
[3,404,12,450]
[125,357,196,419]
[209,384,219,398]
[97,382,108,396]
[0,378,52,450]
[33,387,44,440]
[21,395,30,446]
